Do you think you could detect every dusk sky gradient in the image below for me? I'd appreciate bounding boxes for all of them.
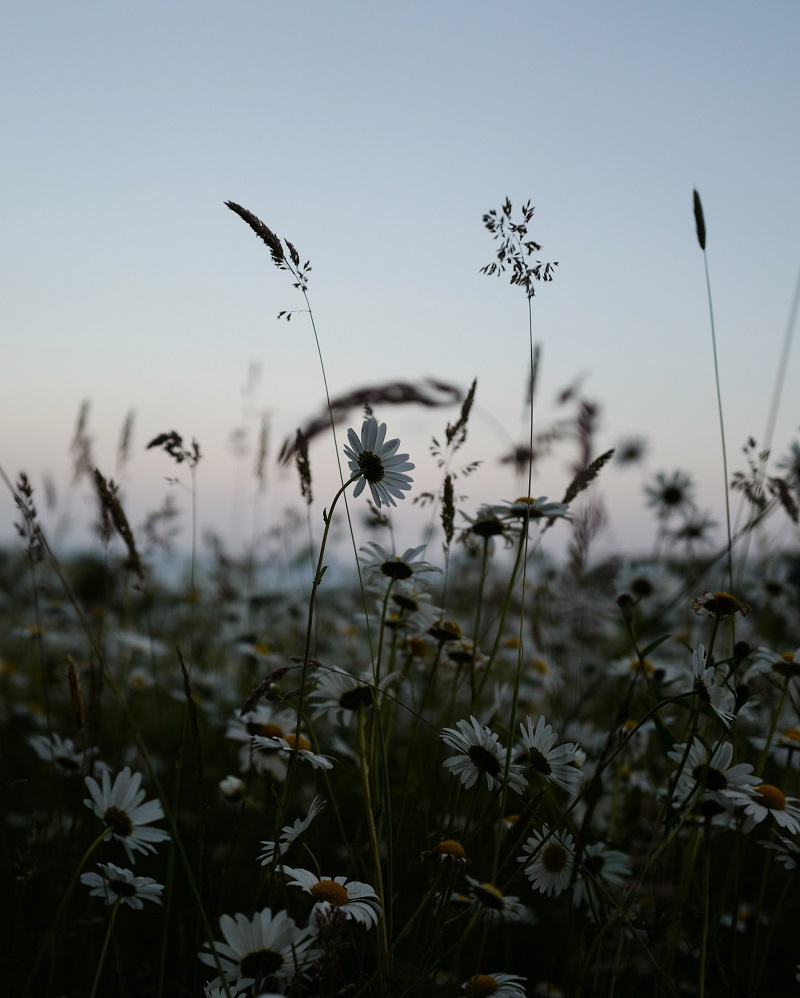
[3,2,799,567]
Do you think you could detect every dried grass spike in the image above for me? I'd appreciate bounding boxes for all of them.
[693,189,706,250]
[225,200,285,268]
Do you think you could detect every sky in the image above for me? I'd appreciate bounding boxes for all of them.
[2,1,799,571]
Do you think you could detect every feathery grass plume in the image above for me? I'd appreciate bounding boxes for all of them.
[146,430,202,469]
[69,400,94,484]
[66,654,84,731]
[225,200,312,293]
[116,409,135,474]
[295,428,313,505]
[92,469,144,579]
[13,472,44,563]
[693,188,706,250]
[254,412,269,492]
[277,378,461,463]
[441,473,455,548]
[561,449,616,505]
[445,377,477,449]
[481,197,558,298]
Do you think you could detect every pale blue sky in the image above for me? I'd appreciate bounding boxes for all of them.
[2,2,799,563]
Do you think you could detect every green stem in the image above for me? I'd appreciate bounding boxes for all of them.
[89,900,120,998]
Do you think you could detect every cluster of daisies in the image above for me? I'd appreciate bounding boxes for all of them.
[5,416,800,997]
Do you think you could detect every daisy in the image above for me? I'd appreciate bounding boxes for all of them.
[259,797,326,865]
[644,470,695,519]
[83,767,170,862]
[518,824,578,897]
[420,839,471,866]
[760,834,800,869]
[516,715,582,792]
[489,496,571,524]
[80,862,164,909]
[343,416,414,508]
[226,705,297,779]
[219,775,247,803]
[462,877,532,924]
[463,972,528,997]
[253,733,334,770]
[360,541,439,582]
[441,716,527,794]
[311,667,377,726]
[199,907,319,990]
[690,591,752,619]
[668,740,760,810]
[741,784,800,835]
[282,867,382,929]
[748,646,800,681]
[573,842,631,908]
[690,644,736,727]
[28,732,106,777]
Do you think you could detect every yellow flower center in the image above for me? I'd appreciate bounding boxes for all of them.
[780,727,800,745]
[533,657,549,674]
[629,659,654,673]
[310,880,349,906]
[755,784,786,810]
[247,721,284,738]
[283,733,311,752]
[465,975,499,997]
[434,839,467,860]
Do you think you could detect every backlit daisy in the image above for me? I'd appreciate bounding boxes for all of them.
[282,867,383,929]
[83,767,170,863]
[199,907,319,990]
[490,496,570,524]
[343,417,414,508]
[259,797,325,865]
[644,470,695,519]
[81,862,164,909]
[691,644,736,727]
[360,542,438,582]
[462,877,532,924]
[252,733,334,770]
[311,668,375,726]
[518,824,578,897]
[741,784,800,835]
[516,715,582,792]
[441,716,527,794]
[668,740,760,810]
[690,591,752,619]
[462,972,528,997]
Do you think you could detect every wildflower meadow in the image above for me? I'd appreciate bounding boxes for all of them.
[2,196,800,998]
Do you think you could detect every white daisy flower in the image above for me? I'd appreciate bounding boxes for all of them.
[461,877,532,924]
[441,716,527,794]
[462,971,528,997]
[226,705,297,779]
[343,417,414,508]
[573,842,631,908]
[311,668,376,726]
[29,732,106,777]
[199,907,319,990]
[747,646,800,681]
[668,740,760,810]
[252,733,333,770]
[359,541,439,582]
[644,470,695,519]
[759,834,800,869]
[518,824,578,897]
[282,867,383,929]
[516,715,582,792]
[83,767,170,863]
[740,783,800,835]
[80,862,164,909]
[691,644,736,727]
[489,495,571,523]
[259,796,326,866]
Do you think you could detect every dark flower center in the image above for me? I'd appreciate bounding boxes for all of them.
[662,486,683,506]
[631,576,654,598]
[104,805,133,838]
[693,763,727,792]
[468,745,501,777]
[358,451,384,484]
[392,593,419,612]
[527,747,552,776]
[542,843,569,873]
[108,878,137,898]
[471,517,505,537]
[381,559,413,580]
[339,686,373,711]
[239,948,284,979]
[582,854,606,877]
[55,754,80,771]
[472,883,503,909]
